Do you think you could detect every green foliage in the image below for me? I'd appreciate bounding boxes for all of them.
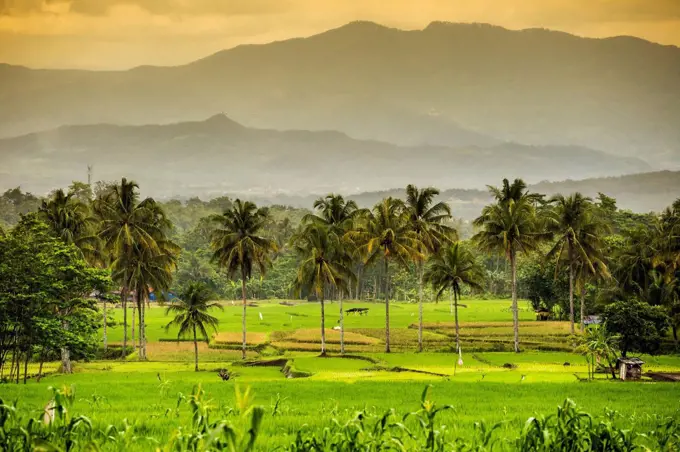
[0,217,110,381]
[602,299,670,356]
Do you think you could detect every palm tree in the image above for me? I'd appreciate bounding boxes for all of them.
[473,178,548,353]
[39,189,101,372]
[211,200,277,359]
[425,243,484,352]
[165,282,222,371]
[116,238,177,360]
[350,197,423,352]
[96,178,167,359]
[405,184,456,352]
[547,193,609,334]
[291,224,354,355]
[303,194,362,353]
[572,215,611,333]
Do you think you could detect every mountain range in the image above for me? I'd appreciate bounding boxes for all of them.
[1,21,679,168]
[0,114,650,197]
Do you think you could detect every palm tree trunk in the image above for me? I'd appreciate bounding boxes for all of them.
[320,293,326,356]
[121,284,128,359]
[569,247,575,335]
[241,270,247,360]
[103,300,107,351]
[340,293,345,355]
[418,262,424,353]
[193,324,199,372]
[580,283,586,333]
[510,251,520,353]
[449,288,454,315]
[384,257,391,353]
[137,290,145,360]
[60,319,72,374]
[131,303,136,356]
[454,289,460,353]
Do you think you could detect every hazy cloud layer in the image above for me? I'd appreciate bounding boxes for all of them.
[1,0,679,68]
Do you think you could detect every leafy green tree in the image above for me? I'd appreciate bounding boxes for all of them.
[424,242,484,351]
[0,217,109,380]
[211,200,277,359]
[350,198,422,352]
[165,282,222,371]
[473,178,548,352]
[38,188,101,265]
[602,299,669,357]
[291,224,354,355]
[405,185,456,352]
[547,193,610,333]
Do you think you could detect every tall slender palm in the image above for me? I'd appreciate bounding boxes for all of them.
[405,184,456,352]
[473,178,548,353]
[291,224,354,355]
[96,178,166,359]
[425,242,484,352]
[546,193,609,334]
[350,198,423,352]
[572,214,611,332]
[211,200,277,359]
[614,226,656,296]
[165,282,222,371]
[39,189,101,372]
[116,238,178,359]
[304,194,362,353]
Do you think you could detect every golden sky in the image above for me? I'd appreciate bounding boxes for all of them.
[1,0,679,69]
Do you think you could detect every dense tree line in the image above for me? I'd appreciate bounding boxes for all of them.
[0,177,677,378]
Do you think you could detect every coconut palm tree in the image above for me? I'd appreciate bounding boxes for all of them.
[211,199,277,359]
[303,194,362,353]
[425,242,484,352]
[291,224,354,355]
[405,184,456,352]
[572,215,612,332]
[350,197,423,353]
[116,238,178,360]
[473,179,548,353]
[38,189,102,372]
[165,282,222,371]
[547,193,609,334]
[95,178,167,359]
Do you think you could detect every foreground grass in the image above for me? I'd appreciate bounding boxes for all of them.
[3,368,680,450]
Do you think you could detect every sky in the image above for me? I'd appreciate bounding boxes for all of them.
[1,0,679,69]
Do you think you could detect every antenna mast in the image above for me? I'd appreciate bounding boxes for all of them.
[87,165,93,186]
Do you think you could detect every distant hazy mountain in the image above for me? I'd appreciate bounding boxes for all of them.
[1,21,678,165]
[0,114,650,197]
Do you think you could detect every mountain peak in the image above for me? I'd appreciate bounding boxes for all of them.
[201,113,245,129]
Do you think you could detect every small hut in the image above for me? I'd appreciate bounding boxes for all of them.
[535,309,552,321]
[616,357,644,381]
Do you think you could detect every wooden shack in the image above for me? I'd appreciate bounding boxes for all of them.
[535,309,552,321]
[616,357,644,381]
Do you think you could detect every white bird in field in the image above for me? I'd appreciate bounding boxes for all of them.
[259,312,263,321]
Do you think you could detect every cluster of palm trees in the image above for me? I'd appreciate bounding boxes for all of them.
[210,184,484,356]
[39,178,178,368]
[193,178,620,357]
[35,175,673,365]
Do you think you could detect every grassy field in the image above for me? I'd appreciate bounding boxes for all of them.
[3,298,680,450]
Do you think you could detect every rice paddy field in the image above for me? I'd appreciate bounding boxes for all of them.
[3,298,680,450]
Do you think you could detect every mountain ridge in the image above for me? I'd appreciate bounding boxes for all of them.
[0,115,651,199]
